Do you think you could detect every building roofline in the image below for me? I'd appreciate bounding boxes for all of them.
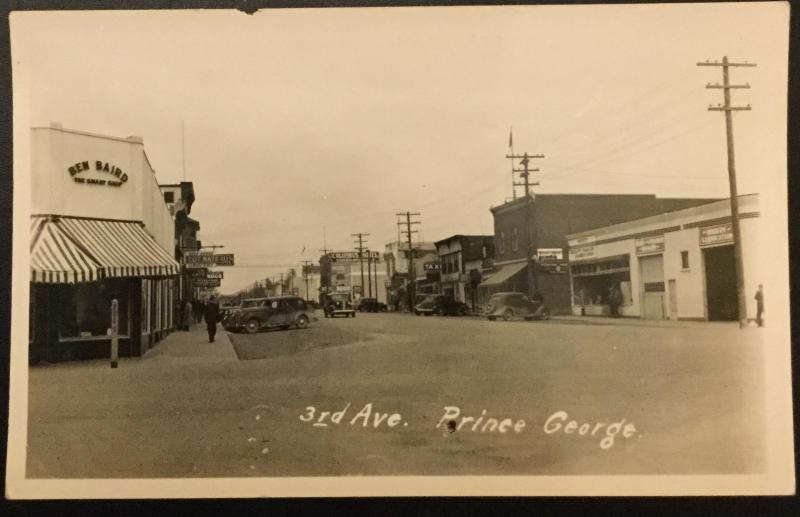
[33,123,145,145]
[434,234,494,246]
[565,193,759,241]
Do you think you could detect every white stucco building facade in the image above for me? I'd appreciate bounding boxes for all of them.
[566,195,762,321]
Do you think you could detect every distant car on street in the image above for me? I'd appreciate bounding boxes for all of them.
[414,295,468,316]
[323,292,357,318]
[358,297,387,312]
[485,292,550,321]
[226,296,316,333]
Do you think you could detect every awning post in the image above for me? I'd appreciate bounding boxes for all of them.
[110,298,119,368]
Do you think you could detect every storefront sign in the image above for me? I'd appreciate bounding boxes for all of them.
[194,278,221,288]
[536,248,564,263]
[212,254,235,266]
[423,261,441,271]
[328,251,381,262]
[700,223,734,247]
[207,271,224,279]
[184,253,235,267]
[187,268,209,278]
[635,235,665,255]
[67,160,129,187]
[568,235,596,247]
[569,245,595,261]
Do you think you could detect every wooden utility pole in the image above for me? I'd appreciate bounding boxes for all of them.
[397,212,421,311]
[301,260,313,301]
[352,233,370,298]
[365,249,373,298]
[698,56,756,328]
[506,150,544,298]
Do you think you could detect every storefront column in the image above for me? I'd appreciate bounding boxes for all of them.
[130,278,143,357]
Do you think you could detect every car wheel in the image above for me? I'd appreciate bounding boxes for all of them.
[296,315,309,329]
[415,311,421,316]
[424,312,431,317]
[458,306,467,316]
[539,309,551,321]
[245,319,260,333]
[502,309,514,321]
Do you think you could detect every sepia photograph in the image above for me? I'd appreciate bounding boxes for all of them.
[5,2,795,498]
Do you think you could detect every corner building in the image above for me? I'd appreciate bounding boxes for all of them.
[28,124,180,362]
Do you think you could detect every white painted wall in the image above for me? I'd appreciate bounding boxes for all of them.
[31,125,175,252]
[568,195,762,321]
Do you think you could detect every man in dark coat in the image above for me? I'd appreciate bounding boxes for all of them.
[755,284,764,327]
[204,296,221,342]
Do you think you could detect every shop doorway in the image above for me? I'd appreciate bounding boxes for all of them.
[703,245,738,321]
[639,254,665,319]
[667,279,679,319]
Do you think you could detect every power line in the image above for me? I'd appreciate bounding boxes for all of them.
[396,212,421,311]
[506,149,545,298]
[698,56,756,329]
[352,232,370,298]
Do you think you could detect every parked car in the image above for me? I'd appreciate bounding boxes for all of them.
[223,298,265,331]
[227,296,316,333]
[220,304,238,328]
[322,292,357,318]
[358,297,387,312]
[414,295,468,316]
[485,292,550,321]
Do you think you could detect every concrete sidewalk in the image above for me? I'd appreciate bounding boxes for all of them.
[142,323,238,364]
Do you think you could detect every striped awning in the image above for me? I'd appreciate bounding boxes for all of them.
[30,217,103,283]
[30,216,180,283]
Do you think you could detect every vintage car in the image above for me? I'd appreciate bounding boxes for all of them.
[322,292,357,318]
[357,297,388,312]
[414,295,468,316]
[226,296,316,333]
[485,292,551,321]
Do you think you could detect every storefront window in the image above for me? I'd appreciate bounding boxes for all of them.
[58,280,130,338]
[571,255,631,307]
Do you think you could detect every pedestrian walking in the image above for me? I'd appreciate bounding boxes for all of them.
[175,298,183,331]
[204,296,220,343]
[755,284,764,327]
[183,299,193,331]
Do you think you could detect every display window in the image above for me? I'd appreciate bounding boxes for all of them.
[571,255,632,307]
[58,280,130,339]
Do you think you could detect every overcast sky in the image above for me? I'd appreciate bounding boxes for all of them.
[12,3,789,294]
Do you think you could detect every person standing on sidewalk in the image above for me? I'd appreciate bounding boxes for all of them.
[204,296,220,342]
[755,284,765,327]
[183,299,193,331]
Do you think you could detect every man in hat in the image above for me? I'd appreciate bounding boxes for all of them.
[204,295,221,342]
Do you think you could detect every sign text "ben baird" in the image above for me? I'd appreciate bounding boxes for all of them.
[68,160,129,187]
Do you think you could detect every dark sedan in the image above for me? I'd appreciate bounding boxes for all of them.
[358,298,387,312]
[414,295,468,316]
